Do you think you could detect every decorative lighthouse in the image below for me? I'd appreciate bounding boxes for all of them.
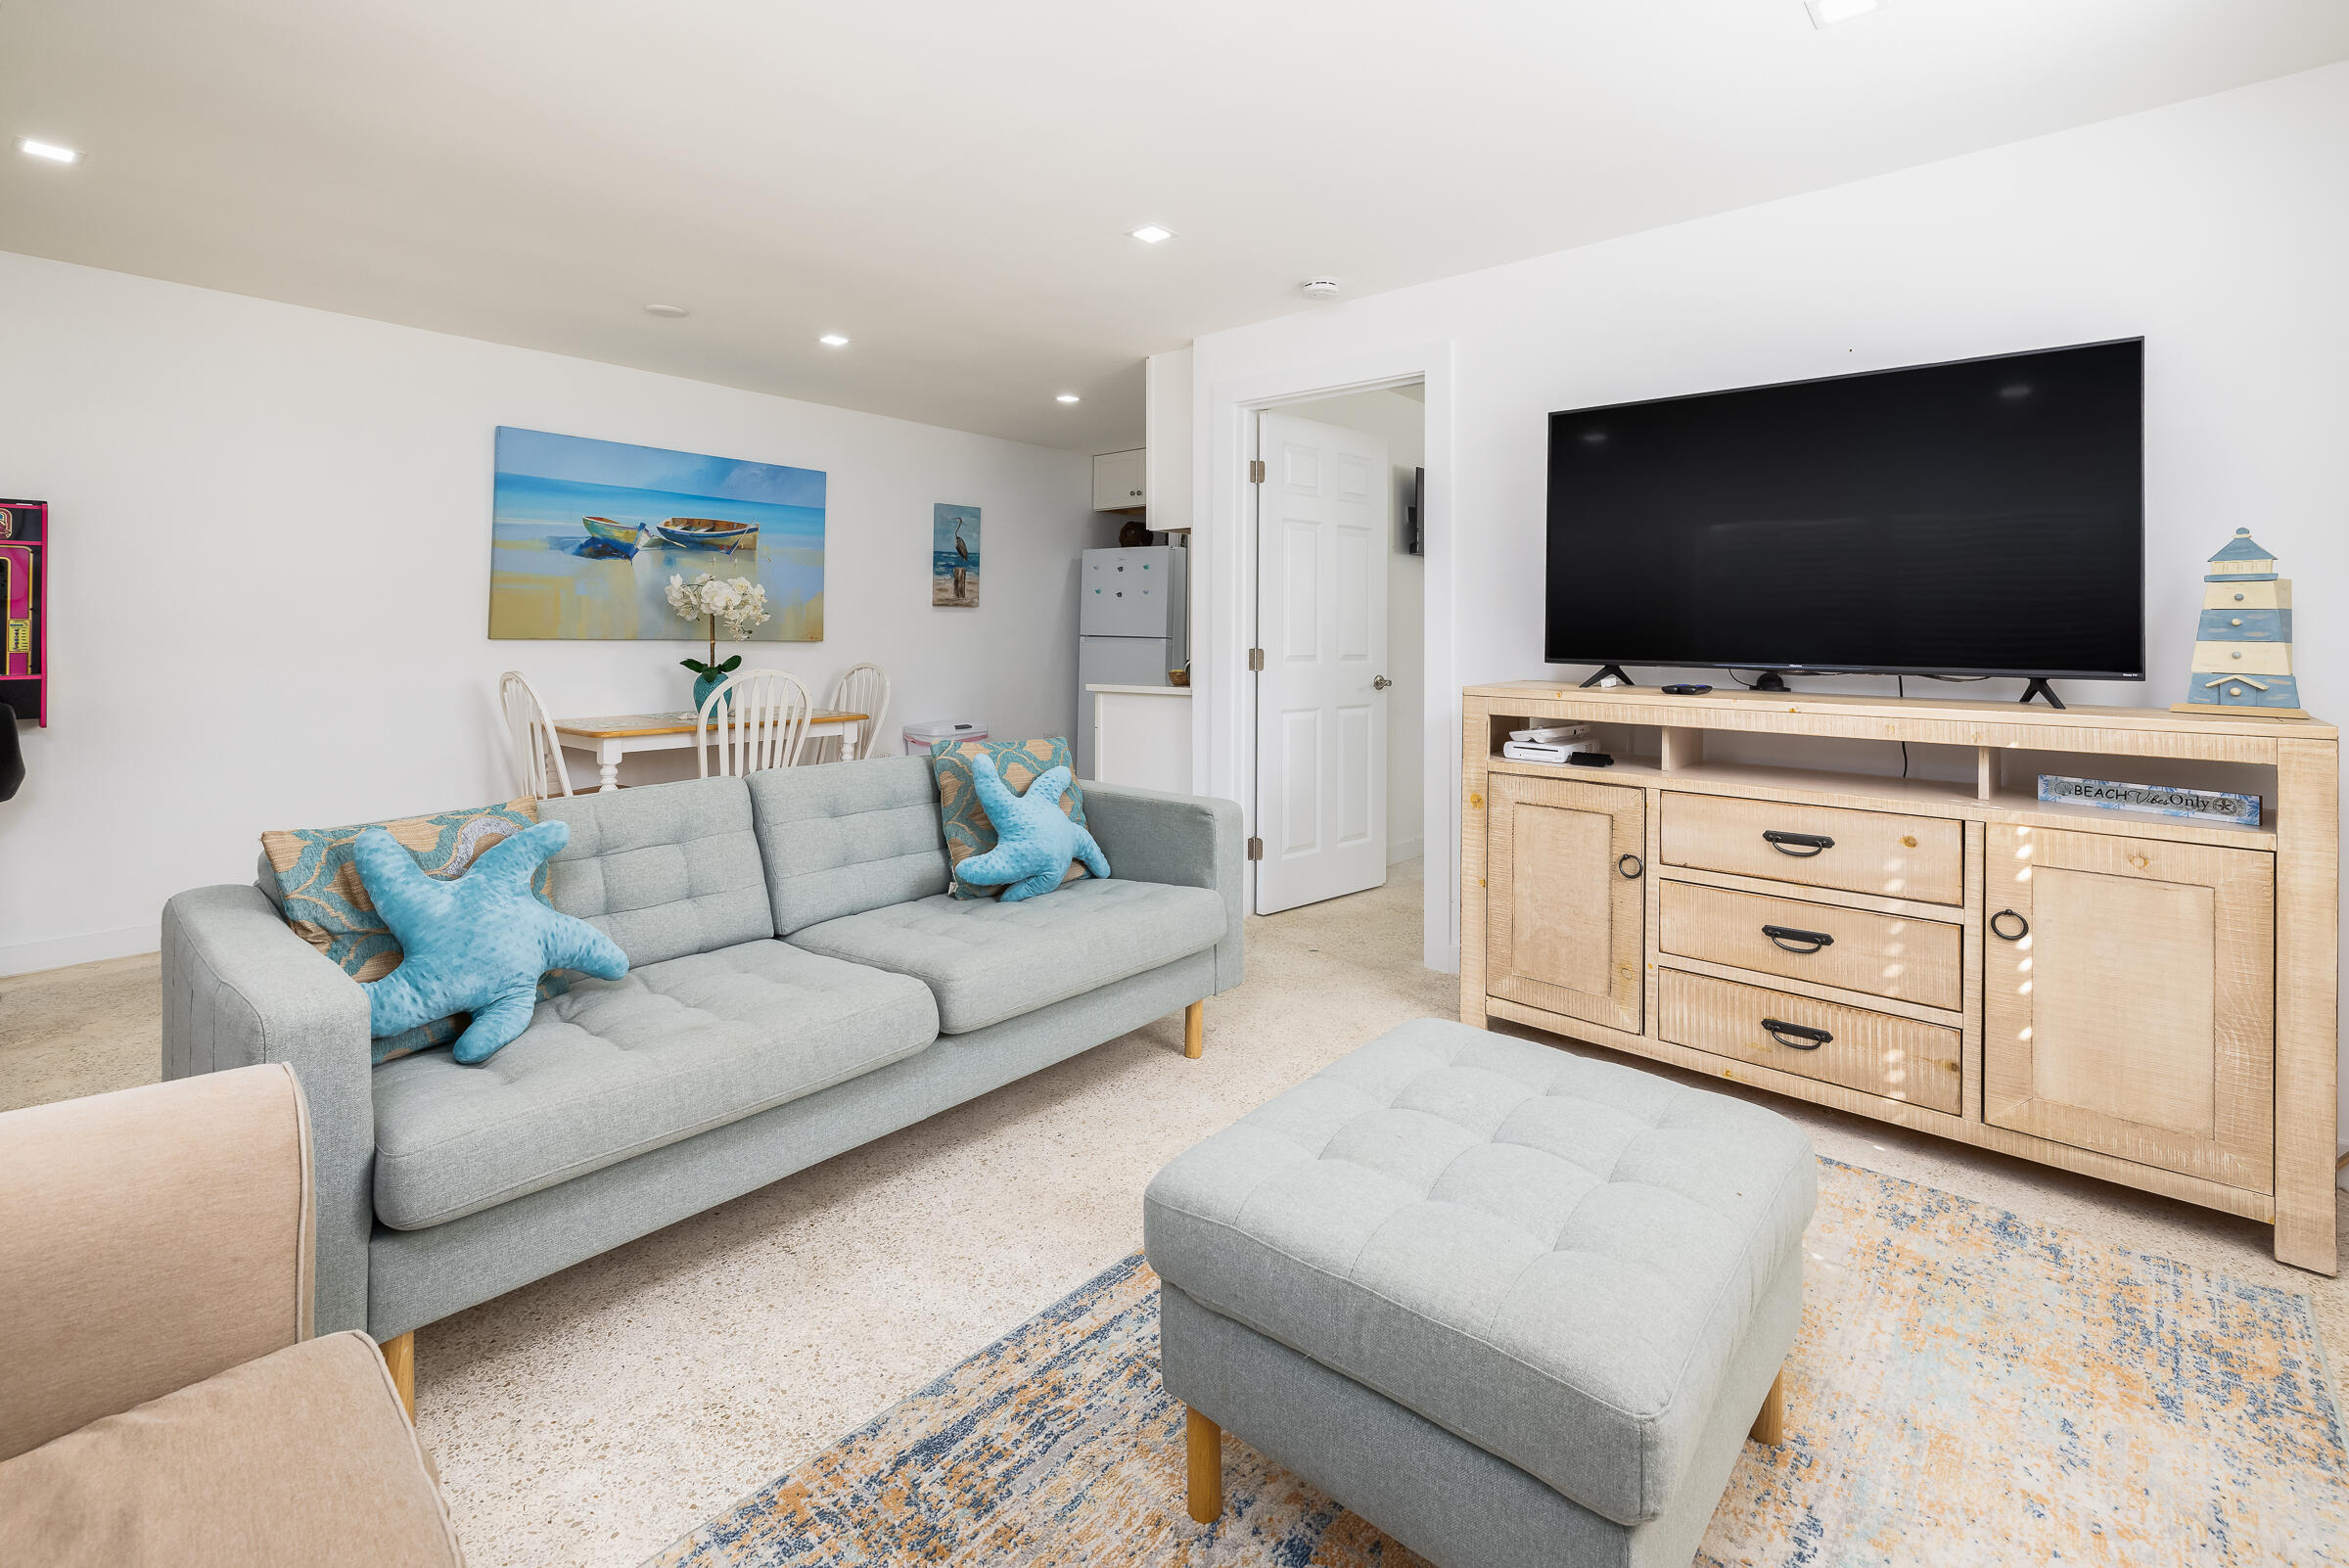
[2174,528,2305,718]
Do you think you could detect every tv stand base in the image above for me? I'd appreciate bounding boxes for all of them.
[1748,670,1791,693]
[1579,665,1633,688]
[2017,677,2066,710]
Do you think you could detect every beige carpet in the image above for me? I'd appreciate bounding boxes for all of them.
[3,860,2342,1568]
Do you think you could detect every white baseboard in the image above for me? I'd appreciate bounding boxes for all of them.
[0,924,161,979]
[1387,836,1423,866]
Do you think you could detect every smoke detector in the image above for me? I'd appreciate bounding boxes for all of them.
[1301,278,1342,299]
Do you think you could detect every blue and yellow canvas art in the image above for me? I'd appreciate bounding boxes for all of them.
[489,427,826,641]
[933,503,979,607]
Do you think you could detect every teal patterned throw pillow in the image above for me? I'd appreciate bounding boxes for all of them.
[930,737,1090,899]
[262,800,572,1063]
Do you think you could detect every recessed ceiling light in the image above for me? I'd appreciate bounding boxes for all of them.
[18,138,78,163]
[1056,394,1081,404]
[643,302,689,318]
[1128,225,1174,245]
[1805,0,1879,26]
[818,334,850,347]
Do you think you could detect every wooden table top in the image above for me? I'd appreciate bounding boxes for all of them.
[554,710,869,739]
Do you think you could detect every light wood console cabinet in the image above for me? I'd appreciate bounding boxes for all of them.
[1460,683,2340,1274]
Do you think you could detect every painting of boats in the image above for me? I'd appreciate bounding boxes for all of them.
[489,427,825,642]
[578,515,641,558]
[653,517,760,553]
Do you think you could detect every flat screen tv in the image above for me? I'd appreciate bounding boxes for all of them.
[1544,339,2144,681]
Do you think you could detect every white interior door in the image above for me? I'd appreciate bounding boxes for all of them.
[1254,410,1390,914]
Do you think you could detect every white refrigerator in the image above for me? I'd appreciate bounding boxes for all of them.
[1077,545,1187,778]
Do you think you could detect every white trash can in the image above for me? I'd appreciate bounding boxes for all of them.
[903,719,987,757]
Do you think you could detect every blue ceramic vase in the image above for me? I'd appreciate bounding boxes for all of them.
[692,669,728,716]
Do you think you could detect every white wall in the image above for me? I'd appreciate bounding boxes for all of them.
[1279,388,1426,866]
[0,251,1095,975]
[1187,64,2349,1125]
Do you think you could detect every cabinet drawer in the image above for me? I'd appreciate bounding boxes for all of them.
[1662,794,1962,905]
[1658,880,1963,1009]
[1656,968,1961,1115]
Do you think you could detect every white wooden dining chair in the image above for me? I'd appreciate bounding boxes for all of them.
[696,669,813,777]
[812,662,893,761]
[499,670,575,800]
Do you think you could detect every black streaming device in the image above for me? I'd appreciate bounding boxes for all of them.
[1567,752,1616,767]
[1660,683,1713,695]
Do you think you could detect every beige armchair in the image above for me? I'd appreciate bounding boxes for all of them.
[0,1066,463,1566]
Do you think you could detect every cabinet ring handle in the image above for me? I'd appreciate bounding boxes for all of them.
[1762,923,1835,954]
[1618,853,1644,879]
[1760,1017,1831,1050]
[1763,829,1834,857]
[1990,908,2030,942]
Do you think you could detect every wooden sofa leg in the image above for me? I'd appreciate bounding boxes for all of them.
[381,1332,416,1423]
[1749,1367,1784,1446]
[1185,1406,1223,1522]
[1184,999,1205,1060]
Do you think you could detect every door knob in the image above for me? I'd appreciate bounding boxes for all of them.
[1372,675,1393,690]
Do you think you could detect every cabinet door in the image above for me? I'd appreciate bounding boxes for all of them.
[1092,448,1146,510]
[1982,825,2275,1191]
[1486,774,1645,1034]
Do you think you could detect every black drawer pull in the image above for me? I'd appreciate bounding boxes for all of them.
[1762,923,1836,954]
[1760,1017,1832,1050]
[1619,853,1644,879]
[1763,829,1835,857]
[1990,908,2030,942]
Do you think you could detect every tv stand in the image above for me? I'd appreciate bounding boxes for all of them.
[1748,670,1791,693]
[1459,680,2339,1274]
[1578,665,1634,688]
[2016,677,2066,710]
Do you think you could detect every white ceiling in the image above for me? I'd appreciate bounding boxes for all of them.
[4,2,2344,452]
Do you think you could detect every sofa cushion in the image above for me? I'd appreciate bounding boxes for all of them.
[786,877,1225,1034]
[1142,1018,1817,1527]
[540,775,771,966]
[370,939,938,1229]
[0,1331,462,1568]
[748,757,950,935]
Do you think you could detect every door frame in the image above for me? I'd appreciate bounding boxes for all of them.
[1197,342,1455,970]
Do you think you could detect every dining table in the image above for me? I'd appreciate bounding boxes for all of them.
[552,709,871,792]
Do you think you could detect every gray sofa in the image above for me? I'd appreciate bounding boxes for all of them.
[161,757,1243,1367]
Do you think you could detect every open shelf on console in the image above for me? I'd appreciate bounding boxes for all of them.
[1480,710,2282,846]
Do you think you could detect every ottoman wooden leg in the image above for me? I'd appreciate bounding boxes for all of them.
[1185,1406,1223,1522]
[1184,999,1206,1060]
[1749,1367,1785,1446]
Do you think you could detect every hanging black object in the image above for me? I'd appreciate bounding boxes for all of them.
[0,703,22,802]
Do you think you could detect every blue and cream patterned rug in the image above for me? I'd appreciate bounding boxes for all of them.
[647,1160,2347,1567]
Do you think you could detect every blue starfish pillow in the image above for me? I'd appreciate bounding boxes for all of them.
[351,819,627,1064]
[952,755,1110,903]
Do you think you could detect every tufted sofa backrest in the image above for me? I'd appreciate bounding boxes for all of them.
[538,776,773,967]
[748,756,951,935]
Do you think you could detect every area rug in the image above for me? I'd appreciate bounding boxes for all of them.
[646,1160,2347,1567]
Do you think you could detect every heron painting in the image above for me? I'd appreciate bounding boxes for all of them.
[933,503,980,607]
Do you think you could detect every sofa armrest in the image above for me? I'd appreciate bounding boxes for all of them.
[162,885,374,1335]
[1082,783,1245,994]
[0,1066,313,1462]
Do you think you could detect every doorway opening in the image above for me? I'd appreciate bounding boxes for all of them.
[1249,381,1426,928]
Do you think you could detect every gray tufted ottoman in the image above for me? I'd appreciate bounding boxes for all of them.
[1143,1018,1817,1568]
